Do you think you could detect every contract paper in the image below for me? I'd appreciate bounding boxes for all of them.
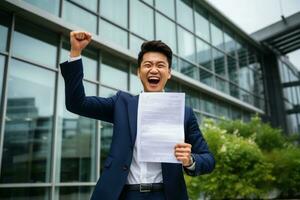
[136,92,185,163]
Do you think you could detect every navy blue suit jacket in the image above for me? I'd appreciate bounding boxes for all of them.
[60,59,215,200]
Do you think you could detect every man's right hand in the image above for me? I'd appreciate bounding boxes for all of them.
[70,31,92,57]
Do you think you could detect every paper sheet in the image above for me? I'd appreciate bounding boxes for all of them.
[136,92,185,163]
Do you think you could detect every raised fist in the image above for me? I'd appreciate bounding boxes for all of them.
[70,31,92,57]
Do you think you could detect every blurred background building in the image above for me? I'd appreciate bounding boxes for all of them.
[0,0,299,199]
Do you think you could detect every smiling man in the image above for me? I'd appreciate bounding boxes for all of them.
[60,31,215,200]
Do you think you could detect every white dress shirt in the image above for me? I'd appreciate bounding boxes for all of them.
[67,55,195,184]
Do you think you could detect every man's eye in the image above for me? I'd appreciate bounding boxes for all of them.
[158,65,166,68]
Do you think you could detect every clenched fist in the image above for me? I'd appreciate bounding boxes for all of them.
[174,143,193,167]
[70,31,92,57]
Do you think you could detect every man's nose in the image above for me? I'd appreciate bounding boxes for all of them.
[149,66,159,73]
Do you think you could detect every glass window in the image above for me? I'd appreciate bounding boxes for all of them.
[130,66,143,94]
[24,0,60,15]
[196,38,211,70]
[229,83,239,99]
[227,56,238,83]
[178,27,195,62]
[239,66,250,91]
[237,41,248,70]
[224,29,236,57]
[13,18,57,67]
[72,0,98,12]
[210,18,224,50]
[0,188,50,200]
[61,42,98,80]
[101,53,128,91]
[99,86,116,173]
[56,75,97,182]
[0,55,5,107]
[200,68,214,88]
[231,107,242,120]
[176,0,193,31]
[156,13,176,53]
[179,59,199,80]
[195,5,210,42]
[58,187,93,200]
[130,0,154,40]
[182,85,201,110]
[0,11,9,52]
[216,77,229,94]
[99,19,128,49]
[213,48,226,77]
[63,1,97,34]
[1,59,55,183]
[203,97,216,115]
[155,0,175,19]
[100,0,128,27]
[130,34,145,55]
[142,0,154,5]
[165,80,178,92]
[217,102,230,118]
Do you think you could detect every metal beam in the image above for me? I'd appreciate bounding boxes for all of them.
[282,81,300,87]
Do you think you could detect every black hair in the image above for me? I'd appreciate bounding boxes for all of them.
[137,40,173,68]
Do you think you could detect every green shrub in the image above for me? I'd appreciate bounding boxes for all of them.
[186,119,274,199]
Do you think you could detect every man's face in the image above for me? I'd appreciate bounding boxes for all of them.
[138,52,171,92]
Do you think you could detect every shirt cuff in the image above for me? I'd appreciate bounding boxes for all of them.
[185,161,196,171]
[68,55,82,62]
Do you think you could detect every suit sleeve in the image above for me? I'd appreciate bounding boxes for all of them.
[60,59,120,123]
[184,108,215,176]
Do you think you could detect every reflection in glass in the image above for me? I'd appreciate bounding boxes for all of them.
[130,34,145,55]
[101,53,128,91]
[217,102,229,118]
[203,97,215,115]
[231,107,242,120]
[0,56,5,106]
[182,86,201,110]
[63,1,97,33]
[0,11,9,52]
[176,0,193,31]
[200,68,214,87]
[216,77,229,94]
[0,187,50,200]
[227,56,237,83]
[57,76,97,182]
[13,18,57,67]
[239,66,250,92]
[213,48,225,77]
[142,0,154,5]
[155,0,175,19]
[99,19,128,49]
[178,27,195,62]
[237,41,248,71]
[1,59,54,183]
[156,13,177,52]
[72,0,98,12]
[195,5,210,42]
[58,187,93,200]
[99,87,116,173]
[130,67,143,94]
[165,80,178,92]
[100,0,128,27]
[24,0,60,15]
[224,30,236,57]
[229,83,239,99]
[196,39,211,70]
[130,0,154,40]
[180,59,199,81]
[210,18,224,50]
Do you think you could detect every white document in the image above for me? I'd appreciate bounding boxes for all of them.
[136,92,185,163]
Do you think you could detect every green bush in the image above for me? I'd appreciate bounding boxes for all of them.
[218,116,286,151]
[266,147,300,198]
[186,119,274,199]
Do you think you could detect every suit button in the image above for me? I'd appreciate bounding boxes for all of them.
[123,165,128,171]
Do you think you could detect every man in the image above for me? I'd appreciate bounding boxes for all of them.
[60,31,215,200]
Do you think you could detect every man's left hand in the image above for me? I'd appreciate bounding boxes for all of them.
[174,143,193,167]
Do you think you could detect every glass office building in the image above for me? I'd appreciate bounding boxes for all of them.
[0,0,297,199]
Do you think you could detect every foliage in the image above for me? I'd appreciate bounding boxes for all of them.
[185,116,300,199]
[186,119,274,199]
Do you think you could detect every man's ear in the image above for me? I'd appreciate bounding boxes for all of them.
[168,68,171,79]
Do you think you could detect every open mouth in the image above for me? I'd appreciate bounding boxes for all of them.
[147,77,160,85]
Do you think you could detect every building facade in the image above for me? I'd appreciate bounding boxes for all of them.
[0,0,298,199]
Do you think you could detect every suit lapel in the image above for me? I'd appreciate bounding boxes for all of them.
[127,95,139,146]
